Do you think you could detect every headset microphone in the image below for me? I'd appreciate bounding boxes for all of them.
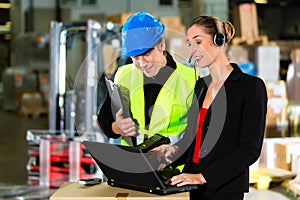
[188,55,193,64]
[188,55,197,81]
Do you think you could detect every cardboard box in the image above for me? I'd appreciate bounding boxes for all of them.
[160,16,186,33]
[255,45,280,81]
[20,92,47,117]
[227,45,249,64]
[266,80,287,98]
[259,137,300,168]
[168,37,188,62]
[264,80,288,137]
[287,104,300,137]
[286,62,300,103]
[291,153,300,174]
[163,29,189,63]
[290,48,300,63]
[50,182,189,200]
[103,43,119,78]
[108,12,158,25]
[274,142,300,170]
[286,49,300,103]
[167,37,189,62]
[231,3,258,40]
[107,12,135,25]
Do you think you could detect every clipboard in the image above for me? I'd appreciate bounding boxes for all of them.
[104,77,129,118]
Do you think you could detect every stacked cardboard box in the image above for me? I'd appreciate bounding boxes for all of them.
[232,3,258,40]
[227,45,249,64]
[231,3,268,45]
[103,43,119,78]
[264,80,289,138]
[20,92,48,118]
[286,49,300,103]
[107,12,135,25]
[227,45,256,76]
[274,142,300,171]
[255,45,280,81]
[107,12,158,25]
[287,104,300,137]
[160,16,187,63]
[164,29,189,64]
[160,16,186,33]
[259,137,300,169]
[2,67,38,111]
[282,48,300,137]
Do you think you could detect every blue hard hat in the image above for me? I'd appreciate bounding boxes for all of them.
[121,12,165,57]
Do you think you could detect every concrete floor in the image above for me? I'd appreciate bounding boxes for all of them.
[0,107,51,198]
[0,107,296,199]
[0,108,48,185]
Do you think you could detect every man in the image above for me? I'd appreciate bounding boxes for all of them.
[98,12,197,147]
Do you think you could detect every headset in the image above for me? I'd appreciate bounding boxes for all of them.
[207,16,225,47]
[192,16,225,47]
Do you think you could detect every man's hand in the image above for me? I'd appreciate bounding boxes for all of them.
[150,145,178,164]
[112,109,136,136]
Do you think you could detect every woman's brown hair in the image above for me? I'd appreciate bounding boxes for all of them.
[189,15,235,44]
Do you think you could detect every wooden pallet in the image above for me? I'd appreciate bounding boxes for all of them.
[286,178,300,200]
[231,35,268,45]
[250,167,296,190]
[20,108,48,118]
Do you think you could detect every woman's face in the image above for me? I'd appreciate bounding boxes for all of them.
[186,25,219,68]
[131,44,165,78]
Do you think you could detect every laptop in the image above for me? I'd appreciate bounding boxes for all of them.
[82,141,198,195]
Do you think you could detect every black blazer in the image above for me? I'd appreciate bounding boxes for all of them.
[173,63,268,194]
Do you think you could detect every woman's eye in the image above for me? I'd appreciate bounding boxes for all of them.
[187,41,202,47]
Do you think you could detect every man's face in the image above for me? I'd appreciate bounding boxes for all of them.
[131,45,166,78]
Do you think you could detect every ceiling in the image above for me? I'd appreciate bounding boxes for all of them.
[0,0,10,35]
[232,0,300,6]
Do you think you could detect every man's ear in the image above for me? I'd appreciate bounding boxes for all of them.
[160,38,166,51]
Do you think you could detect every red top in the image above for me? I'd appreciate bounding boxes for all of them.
[192,107,208,163]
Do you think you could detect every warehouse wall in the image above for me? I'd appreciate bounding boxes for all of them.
[10,0,228,34]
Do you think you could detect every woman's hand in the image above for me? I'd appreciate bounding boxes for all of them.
[112,109,136,136]
[169,173,207,187]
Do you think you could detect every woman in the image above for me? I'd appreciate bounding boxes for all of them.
[156,16,268,200]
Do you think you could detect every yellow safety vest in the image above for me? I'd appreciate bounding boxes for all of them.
[114,62,197,145]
